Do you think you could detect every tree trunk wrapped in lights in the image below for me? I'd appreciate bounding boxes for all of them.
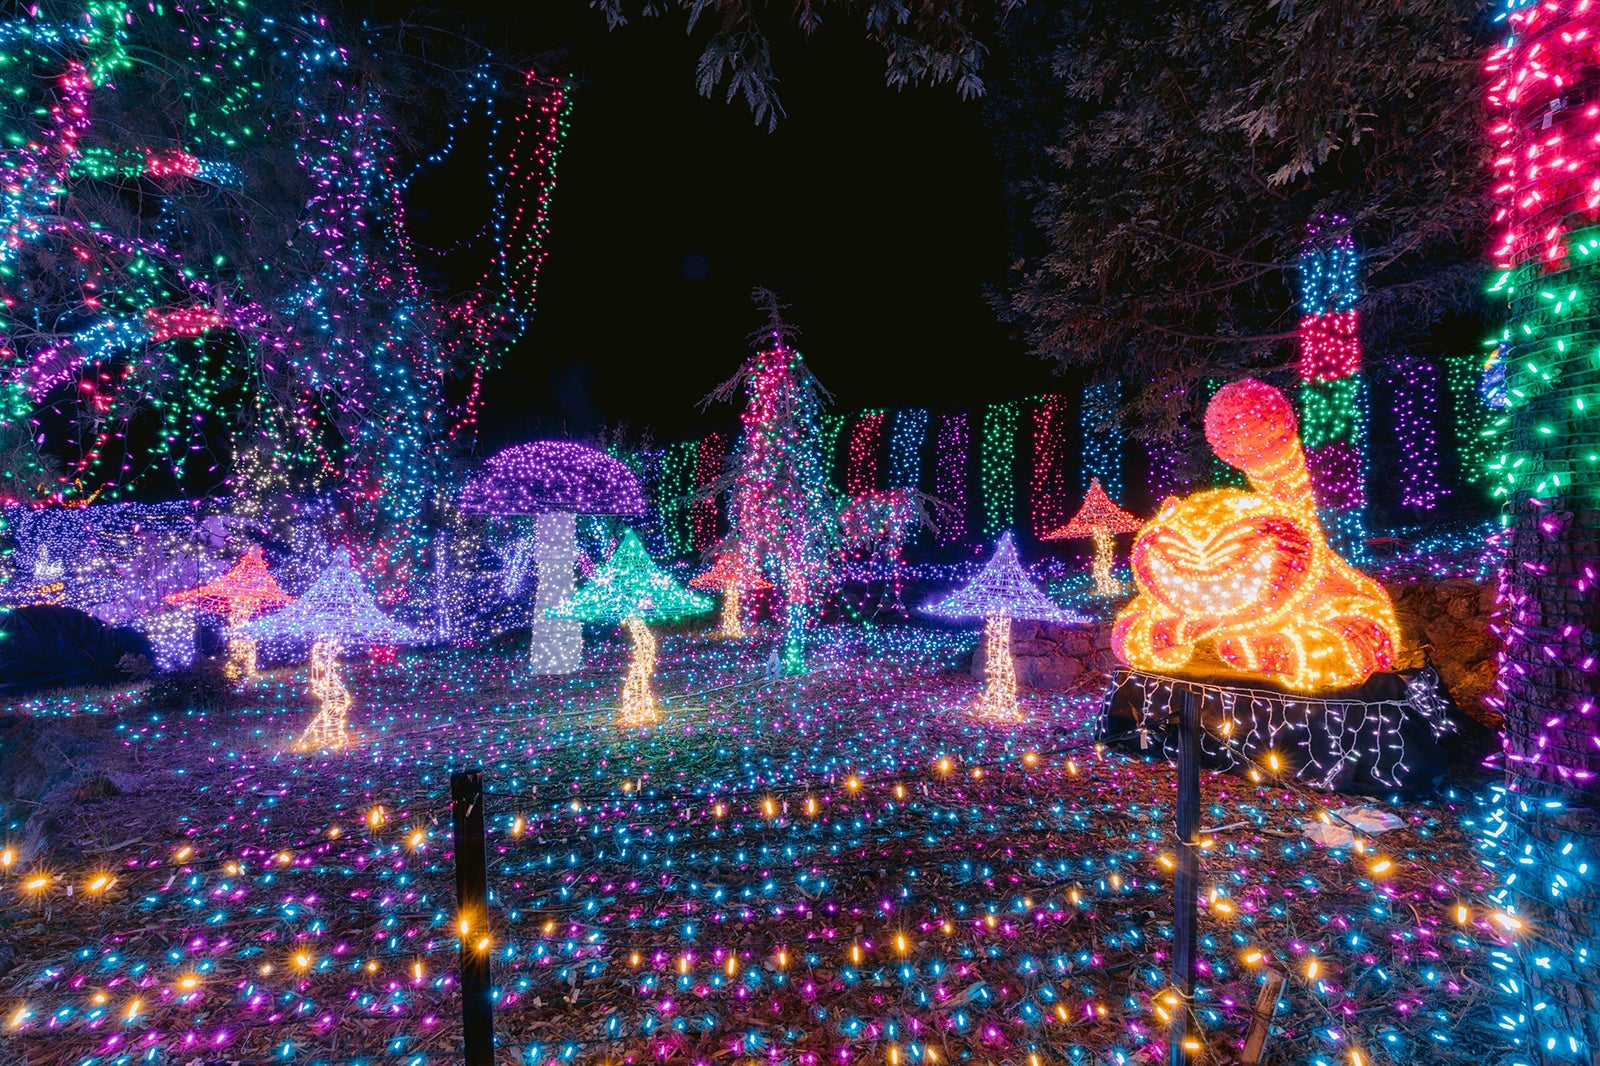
[690,551,774,639]
[548,530,712,726]
[460,441,646,673]
[1483,4,1600,1058]
[233,551,423,751]
[165,546,294,682]
[1043,477,1143,597]
[922,532,1088,722]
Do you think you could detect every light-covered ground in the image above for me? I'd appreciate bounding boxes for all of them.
[0,627,1501,1066]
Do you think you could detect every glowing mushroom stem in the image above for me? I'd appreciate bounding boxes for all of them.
[974,615,1022,722]
[1090,528,1123,597]
[717,585,744,639]
[225,605,257,682]
[617,616,660,726]
[298,638,353,750]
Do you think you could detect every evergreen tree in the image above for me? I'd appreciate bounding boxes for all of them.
[707,290,841,672]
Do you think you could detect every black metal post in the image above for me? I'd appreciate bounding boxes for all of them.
[452,769,493,1066]
[1169,686,1201,1066]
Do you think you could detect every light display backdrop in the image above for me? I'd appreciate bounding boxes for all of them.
[887,407,928,490]
[1080,381,1123,499]
[1295,215,1369,560]
[657,440,700,557]
[932,413,969,547]
[1446,351,1502,486]
[0,0,569,598]
[1390,356,1449,510]
[1115,380,1401,693]
[1482,1,1600,1060]
[691,432,727,553]
[549,529,711,724]
[844,410,887,496]
[1029,394,1072,538]
[979,402,1019,538]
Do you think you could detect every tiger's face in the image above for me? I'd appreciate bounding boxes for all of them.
[1129,490,1317,627]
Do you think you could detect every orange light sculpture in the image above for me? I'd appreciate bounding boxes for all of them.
[165,546,294,680]
[1113,379,1400,692]
[689,553,774,639]
[1043,477,1143,596]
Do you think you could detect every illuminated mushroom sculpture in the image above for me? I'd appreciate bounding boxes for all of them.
[1044,478,1144,597]
[548,530,712,726]
[689,551,773,638]
[234,551,423,750]
[165,545,294,680]
[461,441,646,674]
[922,532,1089,722]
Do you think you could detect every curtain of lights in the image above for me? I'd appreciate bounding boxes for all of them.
[1029,394,1072,538]
[690,432,726,553]
[1390,356,1448,510]
[1080,382,1123,499]
[1482,2,1600,1059]
[933,413,969,547]
[980,402,1018,538]
[844,410,887,496]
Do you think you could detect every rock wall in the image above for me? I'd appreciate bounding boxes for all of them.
[972,575,1502,724]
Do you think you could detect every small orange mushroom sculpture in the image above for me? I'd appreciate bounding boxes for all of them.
[1044,477,1143,596]
[689,552,774,639]
[1113,379,1400,692]
[165,546,294,680]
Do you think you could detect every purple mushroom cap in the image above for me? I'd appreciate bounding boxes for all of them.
[460,441,646,516]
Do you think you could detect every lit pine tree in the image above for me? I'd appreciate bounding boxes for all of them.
[706,290,841,673]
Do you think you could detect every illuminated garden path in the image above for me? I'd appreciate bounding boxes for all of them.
[0,628,1499,1065]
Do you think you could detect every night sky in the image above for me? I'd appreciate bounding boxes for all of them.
[454,8,1061,449]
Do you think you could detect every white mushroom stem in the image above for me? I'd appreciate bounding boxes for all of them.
[530,511,583,673]
[617,616,659,726]
[973,614,1022,722]
[298,638,353,750]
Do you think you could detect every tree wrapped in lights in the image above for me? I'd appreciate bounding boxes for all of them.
[1295,215,1368,558]
[165,546,294,680]
[707,291,841,674]
[1481,2,1600,1057]
[1114,379,1400,693]
[460,441,646,672]
[1044,477,1143,597]
[548,530,711,726]
[922,531,1087,722]
[689,551,772,639]
[233,551,423,750]
[0,0,570,590]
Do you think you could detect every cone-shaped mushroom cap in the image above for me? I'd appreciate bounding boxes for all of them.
[1044,478,1143,540]
[548,530,713,625]
[166,546,294,619]
[234,551,424,645]
[689,552,775,593]
[922,532,1089,623]
[460,441,646,516]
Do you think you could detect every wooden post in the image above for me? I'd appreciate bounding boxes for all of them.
[1239,968,1287,1065]
[452,770,493,1066]
[1169,686,1201,1066]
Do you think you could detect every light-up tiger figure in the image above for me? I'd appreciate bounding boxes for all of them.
[1113,378,1400,692]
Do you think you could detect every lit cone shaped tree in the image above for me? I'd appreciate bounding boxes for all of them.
[165,546,294,680]
[549,530,712,726]
[709,292,841,674]
[1044,477,1143,596]
[922,532,1088,721]
[234,551,423,750]
[689,552,774,638]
